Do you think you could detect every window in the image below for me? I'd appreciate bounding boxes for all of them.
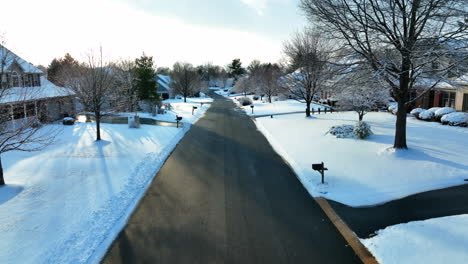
[0,106,12,121]
[440,91,456,108]
[12,72,19,87]
[33,74,41,86]
[26,103,36,117]
[23,74,31,87]
[13,104,25,120]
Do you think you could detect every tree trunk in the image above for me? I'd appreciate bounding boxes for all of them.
[184,96,187,103]
[96,114,101,141]
[306,102,311,117]
[0,155,4,186]
[394,103,408,149]
[268,95,272,103]
[359,112,364,121]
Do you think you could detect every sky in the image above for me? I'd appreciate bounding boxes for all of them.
[0,0,306,68]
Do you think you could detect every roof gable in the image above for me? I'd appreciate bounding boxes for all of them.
[0,44,43,74]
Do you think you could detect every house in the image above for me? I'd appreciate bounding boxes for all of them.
[0,45,75,123]
[414,76,468,112]
[156,74,172,99]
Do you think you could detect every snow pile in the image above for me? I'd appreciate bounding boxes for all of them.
[362,215,468,264]
[419,107,441,120]
[255,111,468,207]
[410,108,425,118]
[434,107,455,119]
[441,112,468,126]
[387,102,398,114]
[0,102,210,263]
[327,125,355,138]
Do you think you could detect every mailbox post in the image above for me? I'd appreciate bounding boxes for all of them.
[175,115,183,128]
[312,162,328,184]
[192,106,198,115]
[250,105,254,114]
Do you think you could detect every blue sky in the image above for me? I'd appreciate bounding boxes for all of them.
[1,0,306,67]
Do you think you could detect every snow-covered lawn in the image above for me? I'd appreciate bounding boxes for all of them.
[117,97,213,124]
[255,111,468,207]
[226,94,328,116]
[0,103,210,263]
[362,215,468,264]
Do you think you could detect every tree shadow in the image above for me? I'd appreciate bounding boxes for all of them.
[0,184,24,205]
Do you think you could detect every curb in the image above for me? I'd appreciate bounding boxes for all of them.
[314,197,379,264]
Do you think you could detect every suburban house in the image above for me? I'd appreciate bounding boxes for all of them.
[413,76,468,112]
[0,45,75,123]
[156,74,172,99]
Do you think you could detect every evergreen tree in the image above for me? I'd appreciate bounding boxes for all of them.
[227,58,246,80]
[47,53,79,86]
[134,54,159,102]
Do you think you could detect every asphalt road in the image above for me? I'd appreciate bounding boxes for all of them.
[102,93,361,264]
[330,183,468,238]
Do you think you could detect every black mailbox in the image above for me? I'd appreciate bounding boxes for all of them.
[312,162,328,184]
[193,106,198,109]
[250,105,254,108]
[192,106,198,115]
[175,115,183,128]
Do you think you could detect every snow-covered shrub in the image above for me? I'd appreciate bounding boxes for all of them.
[441,112,468,127]
[239,97,253,106]
[419,107,441,121]
[410,108,425,119]
[63,117,75,125]
[387,102,398,114]
[434,107,455,120]
[327,125,355,138]
[353,121,373,139]
[253,95,260,101]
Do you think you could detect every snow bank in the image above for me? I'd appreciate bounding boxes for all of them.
[0,103,210,263]
[362,215,468,264]
[441,112,468,126]
[387,102,398,114]
[255,111,468,207]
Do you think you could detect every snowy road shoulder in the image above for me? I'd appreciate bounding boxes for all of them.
[362,215,468,264]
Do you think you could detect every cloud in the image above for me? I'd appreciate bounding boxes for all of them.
[241,0,268,15]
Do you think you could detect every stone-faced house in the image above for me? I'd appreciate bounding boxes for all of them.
[156,74,172,100]
[0,45,75,123]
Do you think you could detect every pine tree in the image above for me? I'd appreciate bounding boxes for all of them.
[134,54,159,103]
[228,58,246,80]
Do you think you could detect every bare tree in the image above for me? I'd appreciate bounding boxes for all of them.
[233,75,253,96]
[64,48,115,141]
[335,66,390,120]
[171,62,200,102]
[282,29,336,116]
[111,59,138,112]
[300,0,468,148]
[0,40,57,185]
[255,63,282,103]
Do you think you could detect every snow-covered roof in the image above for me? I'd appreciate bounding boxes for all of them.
[156,74,172,93]
[0,44,43,74]
[0,77,74,104]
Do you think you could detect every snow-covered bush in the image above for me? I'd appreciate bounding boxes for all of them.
[434,107,455,120]
[239,97,253,106]
[328,122,373,139]
[327,125,355,138]
[410,108,425,119]
[419,107,441,121]
[441,112,468,127]
[354,121,373,139]
[63,117,75,125]
[387,102,398,114]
